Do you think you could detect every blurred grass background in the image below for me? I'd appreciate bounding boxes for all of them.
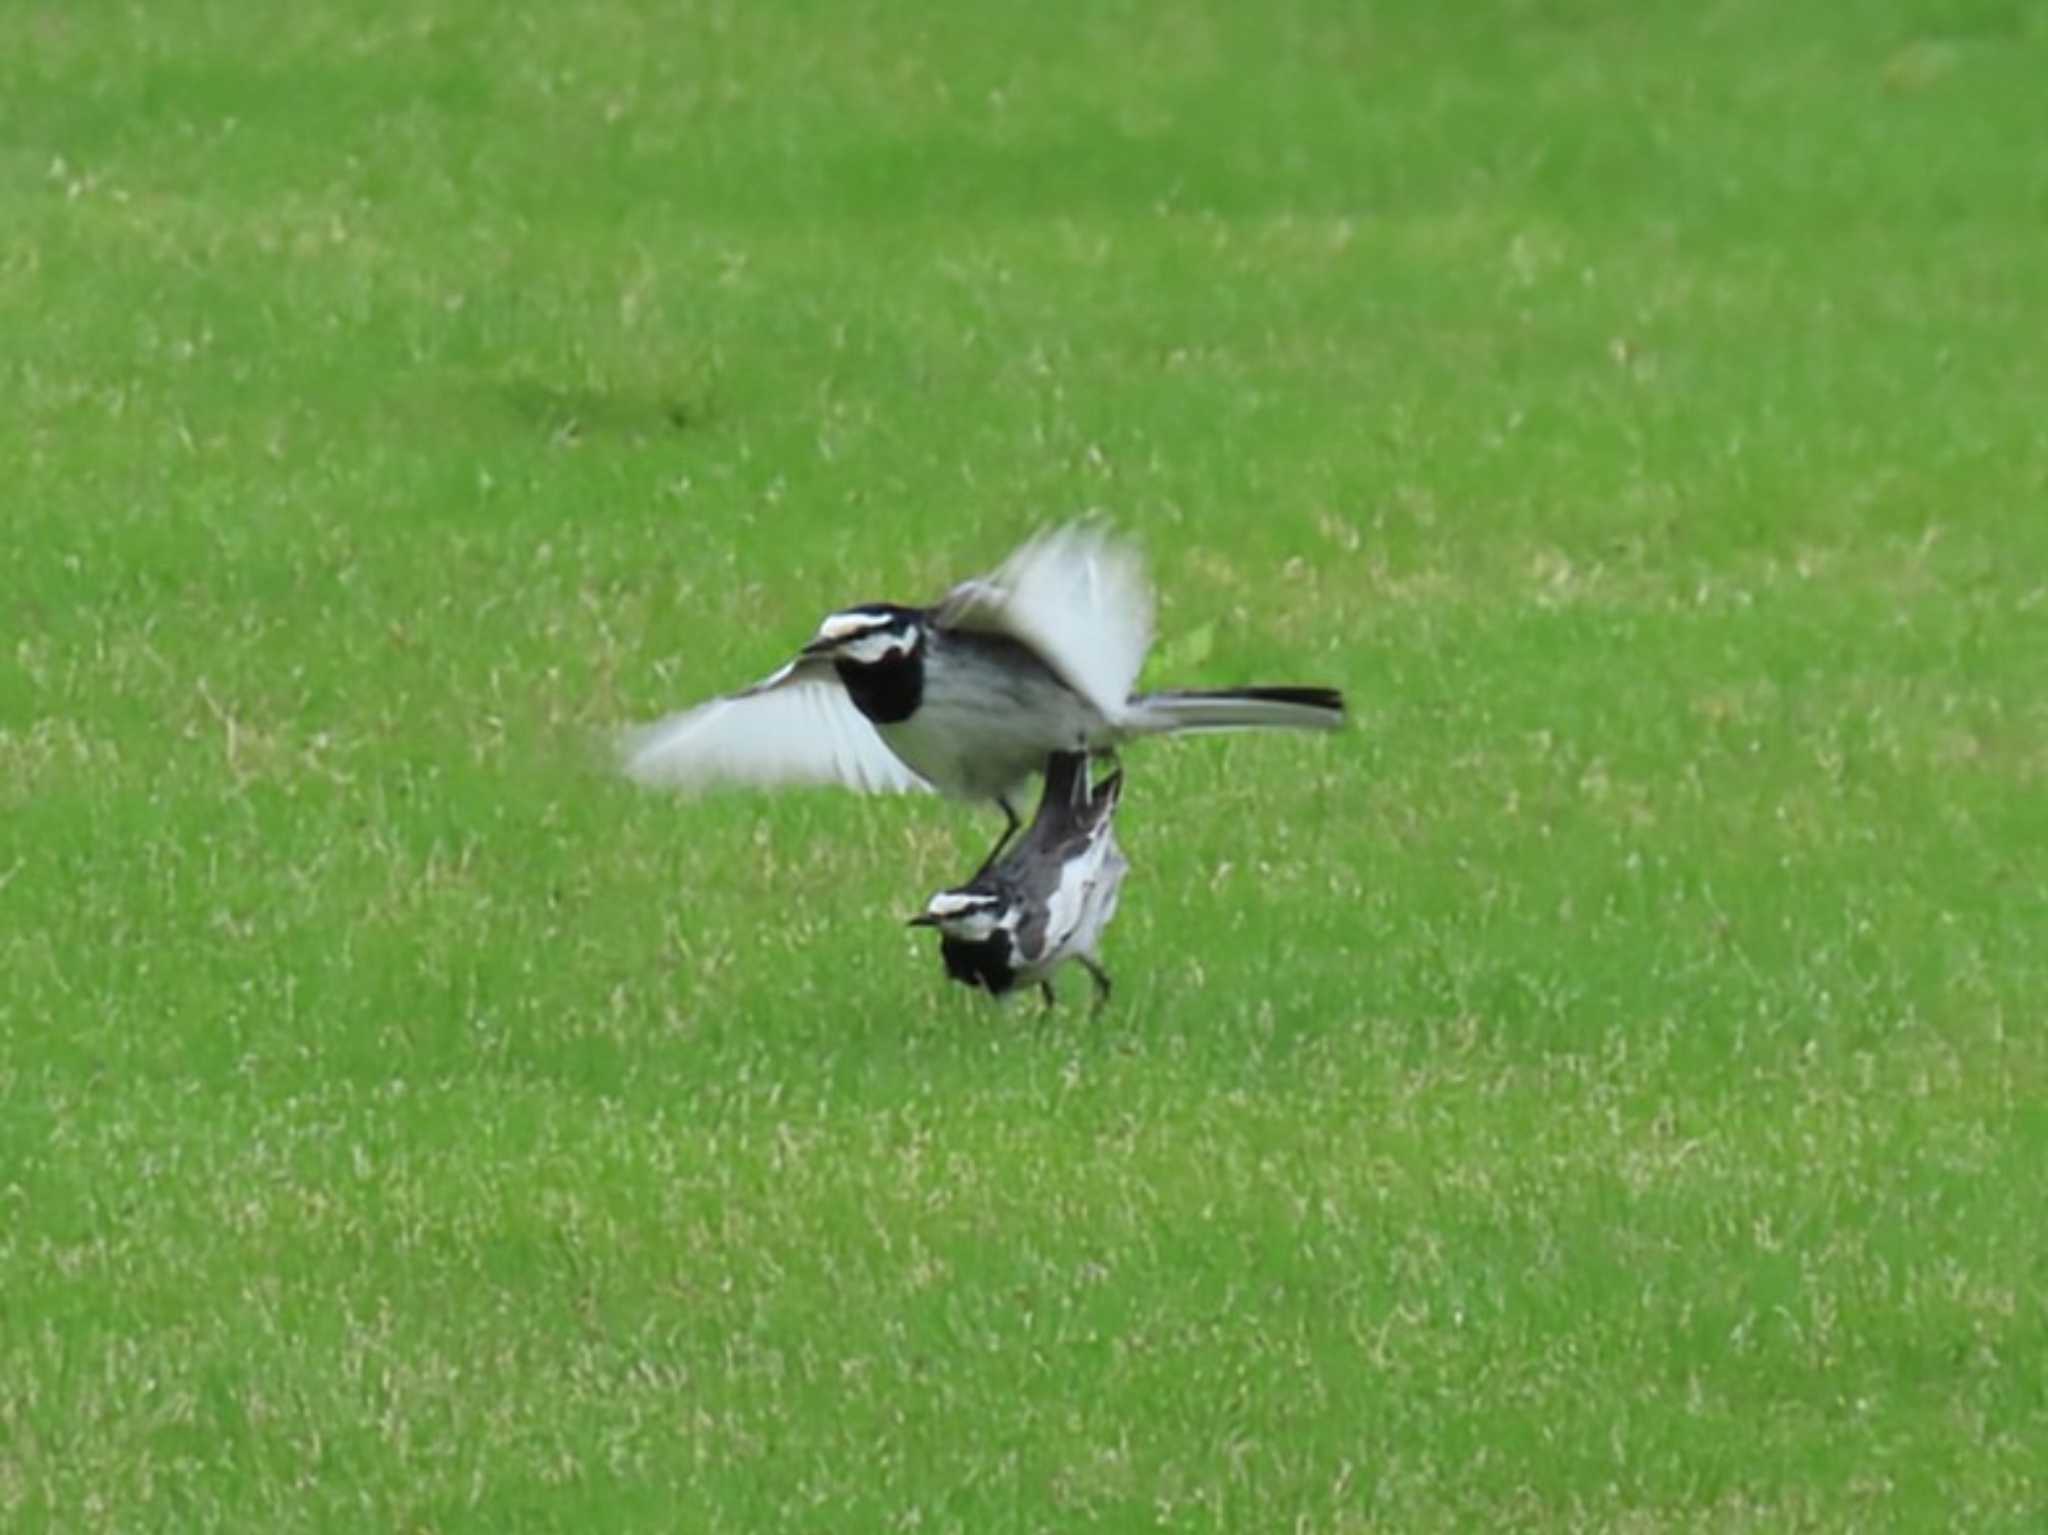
[4,0,2046,1529]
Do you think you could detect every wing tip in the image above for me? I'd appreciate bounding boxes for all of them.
[612,713,937,797]
[614,717,702,790]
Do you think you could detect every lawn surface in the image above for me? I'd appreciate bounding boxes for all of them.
[5,1,2047,1529]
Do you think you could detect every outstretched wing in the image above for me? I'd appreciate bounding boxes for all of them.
[618,657,932,796]
[935,523,1154,720]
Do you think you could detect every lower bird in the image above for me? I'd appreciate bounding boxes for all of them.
[910,750,1129,1011]
[620,522,1342,864]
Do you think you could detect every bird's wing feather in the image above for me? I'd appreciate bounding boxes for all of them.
[935,523,1153,720]
[1036,830,1113,957]
[618,657,932,796]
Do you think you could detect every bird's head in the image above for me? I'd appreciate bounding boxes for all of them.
[800,605,924,667]
[908,889,1005,942]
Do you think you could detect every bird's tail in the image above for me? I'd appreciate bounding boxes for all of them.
[1040,749,1122,827]
[1125,685,1345,736]
[1041,748,1091,812]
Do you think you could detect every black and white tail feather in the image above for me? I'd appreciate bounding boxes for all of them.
[619,522,1343,859]
[1123,686,1346,735]
[910,751,1129,1011]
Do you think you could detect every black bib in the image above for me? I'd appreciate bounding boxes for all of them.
[835,649,924,725]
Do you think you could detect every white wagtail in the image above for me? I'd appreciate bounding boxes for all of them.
[620,522,1343,859]
[910,750,1129,1010]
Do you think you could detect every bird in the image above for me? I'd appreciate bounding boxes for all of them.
[619,522,1343,862]
[909,750,1129,1010]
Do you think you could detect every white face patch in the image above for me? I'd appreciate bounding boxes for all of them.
[924,891,1002,941]
[838,628,914,665]
[811,609,917,666]
[813,610,893,645]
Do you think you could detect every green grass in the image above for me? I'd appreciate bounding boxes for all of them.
[6,0,2048,1528]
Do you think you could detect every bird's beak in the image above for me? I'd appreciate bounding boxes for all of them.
[906,913,937,928]
[799,636,837,658]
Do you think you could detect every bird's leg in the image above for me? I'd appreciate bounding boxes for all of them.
[1039,981,1057,1011]
[1078,957,1113,1014]
[973,795,1023,877]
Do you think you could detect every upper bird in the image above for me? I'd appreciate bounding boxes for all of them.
[620,522,1343,854]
